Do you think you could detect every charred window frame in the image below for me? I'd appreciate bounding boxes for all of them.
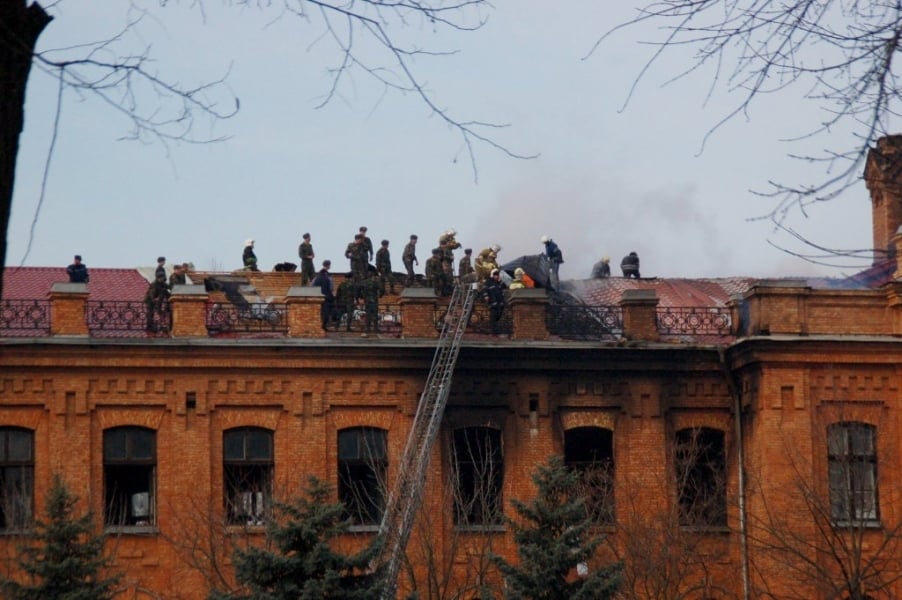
[0,427,34,530]
[828,422,879,525]
[224,427,273,526]
[674,427,727,528]
[338,427,387,526]
[564,426,615,525]
[104,426,156,528]
[452,426,504,527]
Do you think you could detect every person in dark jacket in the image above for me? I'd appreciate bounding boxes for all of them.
[66,255,89,283]
[592,256,611,279]
[482,268,507,334]
[312,260,334,330]
[621,252,640,278]
[243,239,259,271]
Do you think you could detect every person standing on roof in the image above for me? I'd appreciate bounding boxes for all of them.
[66,255,89,283]
[359,226,374,262]
[169,263,187,287]
[482,268,507,334]
[458,248,474,283]
[144,272,171,333]
[243,239,259,272]
[541,235,564,288]
[474,245,501,281]
[345,234,369,281]
[403,235,419,286]
[376,239,396,295]
[313,260,334,330]
[620,252,641,278]
[155,257,167,282]
[298,233,315,285]
[592,256,611,279]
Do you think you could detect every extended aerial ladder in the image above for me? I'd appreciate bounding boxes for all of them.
[377,282,479,600]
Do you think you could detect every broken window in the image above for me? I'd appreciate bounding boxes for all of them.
[0,427,33,530]
[674,427,726,527]
[828,422,879,524]
[564,426,614,525]
[452,427,503,526]
[224,427,273,526]
[338,427,387,526]
[104,426,155,527]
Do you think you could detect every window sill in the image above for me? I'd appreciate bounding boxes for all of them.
[831,520,882,529]
[454,524,506,534]
[105,525,158,536]
[679,525,730,534]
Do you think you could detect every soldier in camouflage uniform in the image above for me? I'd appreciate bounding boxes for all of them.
[458,248,474,283]
[425,248,442,296]
[438,229,460,296]
[345,234,369,281]
[144,272,171,332]
[359,226,374,262]
[298,233,315,285]
[402,234,419,286]
[375,239,395,294]
[361,274,383,334]
[336,278,360,332]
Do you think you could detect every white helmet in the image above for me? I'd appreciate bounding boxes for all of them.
[491,244,502,253]
[540,235,550,243]
[446,228,457,237]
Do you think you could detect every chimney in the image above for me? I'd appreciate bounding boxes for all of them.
[864,135,902,265]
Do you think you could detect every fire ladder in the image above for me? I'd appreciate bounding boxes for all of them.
[378,282,479,600]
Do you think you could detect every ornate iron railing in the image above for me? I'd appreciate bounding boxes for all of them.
[0,299,51,336]
[334,303,402,334]
[86,300,170,336]
[206,302,288,335]
[546,303,622,341]
[434,302,513,335]
[657,306,732,337]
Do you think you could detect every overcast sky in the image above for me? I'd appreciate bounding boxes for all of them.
[8,1,875,280]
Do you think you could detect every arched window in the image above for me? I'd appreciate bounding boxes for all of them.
[674,427,726,527]
[828,422,879,524]
[104,426,156,527]
[564,426,614,524]
[224,427,274,526]
[0,427,34,530]
[452,427,503,526]
[338,427,387,526]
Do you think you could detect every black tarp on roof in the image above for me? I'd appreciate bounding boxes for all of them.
[499,254,552,289]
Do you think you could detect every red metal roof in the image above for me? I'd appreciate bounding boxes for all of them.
[2,267,150,301]
[571,277,756,307]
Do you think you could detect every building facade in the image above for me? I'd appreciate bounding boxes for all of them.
[2,141,902,598]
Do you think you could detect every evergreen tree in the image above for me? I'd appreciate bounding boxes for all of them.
[211,476,383,600]
[493,455,622,600]
[1,474,120,600]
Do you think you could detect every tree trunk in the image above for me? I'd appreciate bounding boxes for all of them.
[0,0,52,297]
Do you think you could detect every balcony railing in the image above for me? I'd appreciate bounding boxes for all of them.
[546,304,622,341]
[0,299,51,336]
[332,303,402,335]
[657,307,731,338]
[433,303,514,335]
[86,300,170,337]
[206,302,289,336]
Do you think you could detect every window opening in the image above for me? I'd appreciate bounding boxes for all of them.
[338,427,387,525]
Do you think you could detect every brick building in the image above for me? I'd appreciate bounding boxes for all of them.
[2,140,902,598]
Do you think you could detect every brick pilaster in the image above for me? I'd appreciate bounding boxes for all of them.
[169,285,209,338]
[286,286,326,338]
[49,283,89,336]
[509,288,550,341]
[620,289,660,342]
[400,288,439,339]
